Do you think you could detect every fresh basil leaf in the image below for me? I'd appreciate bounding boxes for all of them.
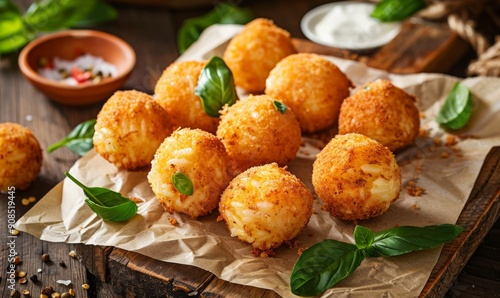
[0,30,29,54]
[272,100,287,114]
[172,172,194,196]
[194,56,237,117]
[65,172,138,222]
[436,82,473,130]
[290,240,364,296]
[371,0,426,22]
[0,0,30,53]
[366,224,464,257]
[177,2,253,53]
[354,225,374,249]
[23,0,97,32]
[73,0,117,28]
[47,119,96,156]
[291,224,463,296]
[0,0,23,39]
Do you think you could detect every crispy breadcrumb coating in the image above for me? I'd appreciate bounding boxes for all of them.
[0,123,42,192]
[216,94,301,174]
[265,53,353,133]
[93,90,172,170]
[219,163,314,253]
[154,60,220,134]
[312,133,401,221]
[338,79,420,151]
[223,18,297,93]
[148,128,233,219]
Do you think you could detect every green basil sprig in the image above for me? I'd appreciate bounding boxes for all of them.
[194,56,238,117]
[290,224,463,296]
[172,172,194,196]
[273,100,287,114]
[0,0,117,54]
[177,2,253,53]
[48,119,96,156]
[371,0,426,22]
[65,172,138,222]
[436,82,473,130]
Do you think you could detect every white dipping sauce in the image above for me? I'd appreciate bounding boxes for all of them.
[301,2,401,50]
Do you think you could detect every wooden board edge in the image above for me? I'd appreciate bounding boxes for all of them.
[420,146,500,297]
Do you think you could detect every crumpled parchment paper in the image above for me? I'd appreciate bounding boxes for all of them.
[17,24,500,297]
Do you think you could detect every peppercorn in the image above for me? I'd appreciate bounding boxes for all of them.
[30,274,38,282]
[10,289,20,298]
[59,261,66,268]
[41,286,53,295]
[41,253,51,262]
[12,255,22,265]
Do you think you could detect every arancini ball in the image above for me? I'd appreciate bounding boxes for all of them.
[218,163,314,255]
[0,123,42,192]
[154,60,220,134]
[216,94,301,174]
[148,128,233,219]
[312,133,401,221]
[338,79,420,151]
[265,53,353,133]
[93,90,172,170]
[223,18,297,93]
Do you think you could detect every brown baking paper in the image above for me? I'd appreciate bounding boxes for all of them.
[17,25,500,297]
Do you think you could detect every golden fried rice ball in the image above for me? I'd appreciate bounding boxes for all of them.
[338,79,420,151]
[216,94,301,174]
[154,61,220,134]
[223,18,297,93]
[219,163,314,253]
[93,90,172,170]
[265,53,353,133]
[312,133,401,221]
[148,128,233,219]
[0,123,42,192]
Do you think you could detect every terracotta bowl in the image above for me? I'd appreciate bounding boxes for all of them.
[18,30,136,106]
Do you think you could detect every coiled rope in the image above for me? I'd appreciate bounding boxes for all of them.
[419,0,500,76]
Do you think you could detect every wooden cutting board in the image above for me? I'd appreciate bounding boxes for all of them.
[74,19,487,298]
[78,147,500,297]
[293,20,470,75]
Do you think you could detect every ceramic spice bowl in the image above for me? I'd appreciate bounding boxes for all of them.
[18,30,136,106]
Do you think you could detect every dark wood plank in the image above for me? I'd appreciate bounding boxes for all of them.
[421,147,500,297]
[107,248,214,297]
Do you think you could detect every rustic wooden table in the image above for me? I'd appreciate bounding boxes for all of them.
[1,0,499,297]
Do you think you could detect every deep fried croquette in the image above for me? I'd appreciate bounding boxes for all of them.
[148,128,233,219]
[312,133,401,221]
[216,94,301,174]
[154,60,220,134]
[265,53,353,133]
[0,123,42,192]
[338,79,420,151]
[218,163,314,253]
[223,18,297,93]
[93,90,172,170]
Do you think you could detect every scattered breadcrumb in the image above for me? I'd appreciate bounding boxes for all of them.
[419,113,426,119]
[412,204,420,210]
[445,135,457,146]
[440,152,451,159]
[129,196,143,204]
[168,217,178,225]
[297,247,306,256]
